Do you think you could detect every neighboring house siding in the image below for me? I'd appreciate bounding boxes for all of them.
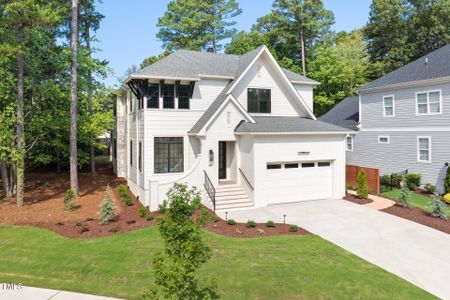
[348,130,449,192]
[360,82,450,129]
[233,55,307,117]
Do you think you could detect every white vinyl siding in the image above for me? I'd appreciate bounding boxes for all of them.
[416,90,442,115]
[417,136,431,163]
[383,95,394,117]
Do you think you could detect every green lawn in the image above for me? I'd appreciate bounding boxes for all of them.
[382,188,450,216]
[0,226,435,300]
[95,155,111,165]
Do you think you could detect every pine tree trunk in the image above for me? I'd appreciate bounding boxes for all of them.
[1,160,11,198]
[70,0,79,196]
[299,26,306,77]
[16,23,25,207]
[85,20,96,176]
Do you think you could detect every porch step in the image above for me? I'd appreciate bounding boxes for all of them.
[215,185,244,192]
[215,193,249,201]
[215,199,254,210]
[213,183,253,211]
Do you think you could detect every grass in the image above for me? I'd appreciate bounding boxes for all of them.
[94,155,111,165]
[382,188,450,216]
[0,226,435,300]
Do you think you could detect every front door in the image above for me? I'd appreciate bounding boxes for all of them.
[218,141,227,180]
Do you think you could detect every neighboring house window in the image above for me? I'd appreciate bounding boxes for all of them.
[417,137,431,163]
[177,85,190,109]
[383,96,394,117]
[113,138,117,159]
[248,88,271,113]
[378,136,390,144]
[163,84,175,109]
[147,83,159,108]
[138,141,142,172]
[154,137,184,173]
[346,136,353,151]
[130,140,133,166]
[416,91,441,115]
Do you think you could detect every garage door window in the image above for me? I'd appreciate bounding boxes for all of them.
[318,162,331,167]
[302,163,315,168]
[285,163,299,169]
[267,163,281,170]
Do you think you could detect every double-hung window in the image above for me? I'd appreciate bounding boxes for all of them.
[417,137,431,163]
[417,91,441,115]
[147,83,159,108]
[163,84,175,109]
[248,88,271,113]
[177,85,190,109]
[346,136,353,151]
[154,137,184,173]
[383,96,394,117]
[138,141,142,172]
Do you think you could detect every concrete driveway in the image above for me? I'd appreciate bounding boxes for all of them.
[219,199,450,299]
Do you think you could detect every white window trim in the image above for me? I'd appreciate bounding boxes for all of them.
[417,136,431,163]
[415,90,442,116]
[346,135,353,152]
[383,95,395,117]
[378,136,390,144]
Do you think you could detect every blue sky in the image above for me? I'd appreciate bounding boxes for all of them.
[94,0,372,86]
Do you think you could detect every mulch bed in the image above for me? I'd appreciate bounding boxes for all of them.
[343,193,373,205]
[381,204,450,235]
[414,189,434,198]
[0,163,310,238]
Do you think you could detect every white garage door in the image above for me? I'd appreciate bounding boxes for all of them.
[266,161,332,202]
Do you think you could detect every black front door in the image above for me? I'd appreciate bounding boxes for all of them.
[218,141,227,180]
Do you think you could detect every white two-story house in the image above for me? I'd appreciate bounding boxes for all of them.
[112,46,350,212]
[321,44,450,193]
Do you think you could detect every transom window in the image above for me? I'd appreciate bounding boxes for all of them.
[177,85,190,109]
[163,84,175,109]
[383,96,394,117]
[248,88,271,113]
[346,136,353,151]
[154,137,184,173]
[378,136,390,144]
[417,137,431,163]
[417,91,441,115]
[147,84,159,108]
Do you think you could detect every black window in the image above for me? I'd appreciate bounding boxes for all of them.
[163,84,175,108]
[113,138,117,159]
[147,83,159,108]
[154,137,184,173]
[130,140,133,166]
[177,85,190,109]
[248,88,271,113]
[285,163,298,169]
[302,162,315,168]
[267,163,281,170]
[129,92,133,112]
[318,162,331,167]
[138,141,142,172]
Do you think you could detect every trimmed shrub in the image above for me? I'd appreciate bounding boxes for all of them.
[445,167,450,194]
[117,184,133,206]
[266,220,276,228]
[404,173,421,190]
[63,189,76,211]
[158,200,168,214]
[399,176,411,208]
[99,186,116,225]
[227,219,236,225]
[289,225,299,232]
[356,170,369,199]
[430,196,448,220]
[381,173,402,188]
[380,175,391,187]
[443,193,450,204]
[210,215,220,222]
[424,183,436,194]
[246,220,256,228]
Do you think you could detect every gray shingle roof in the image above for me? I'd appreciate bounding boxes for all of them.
[235,116,351,133]
[359,44,450,91]
[318,96,359,130]
[134,47,318,84]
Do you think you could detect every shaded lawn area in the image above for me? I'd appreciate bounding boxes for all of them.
[0,226,435,300]
[382,188,450,216]
[95,155,111,165]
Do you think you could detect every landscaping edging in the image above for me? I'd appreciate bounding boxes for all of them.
[344,193,373,205]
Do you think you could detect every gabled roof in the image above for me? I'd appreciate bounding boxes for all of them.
[132,47,319,84]
[235,116,351,134]
[319,96,359,130]
[359,44,450,91]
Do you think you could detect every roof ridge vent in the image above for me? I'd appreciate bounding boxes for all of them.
[425,57,428,64]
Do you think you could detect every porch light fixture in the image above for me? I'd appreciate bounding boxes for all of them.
[209,149,214,166]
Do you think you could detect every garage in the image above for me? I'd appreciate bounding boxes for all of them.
[266,161,333,203]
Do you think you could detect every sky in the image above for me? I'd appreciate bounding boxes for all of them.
[94,0,372,86]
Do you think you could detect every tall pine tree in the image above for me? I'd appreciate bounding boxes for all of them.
[157,0,241,52]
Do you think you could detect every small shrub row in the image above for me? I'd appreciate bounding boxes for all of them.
[117,184,133,206]
[380,173,422,191]
[138,207,154,221]
[227,219,277,228]
[404,173,421,190]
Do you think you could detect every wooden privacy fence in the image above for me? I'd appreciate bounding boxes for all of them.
[346,165,380,194]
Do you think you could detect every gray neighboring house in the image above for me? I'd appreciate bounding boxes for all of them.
[320,44,450,192]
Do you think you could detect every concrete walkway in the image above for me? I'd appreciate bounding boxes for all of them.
[348,190,396,210]
[219,199,450,299]
[0,286,121,300]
